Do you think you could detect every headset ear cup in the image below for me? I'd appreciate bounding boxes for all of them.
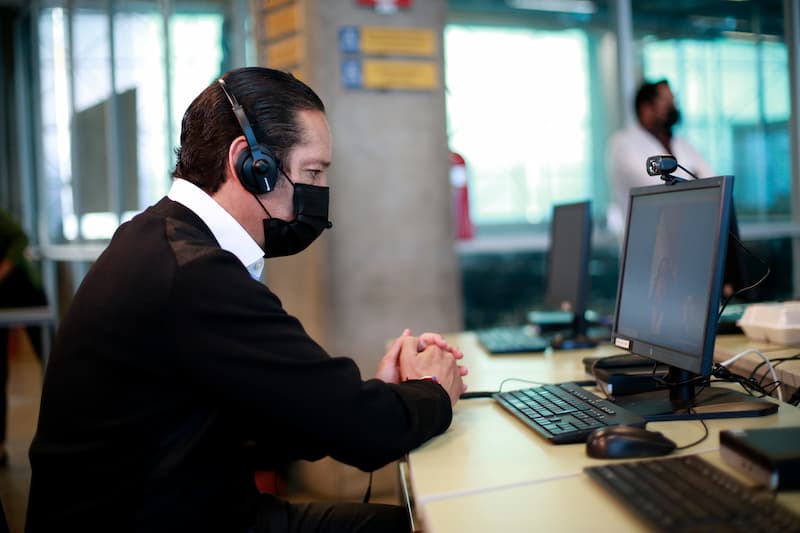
[253,145,279,192]
[235,149,259,194]
[235,145,278,195]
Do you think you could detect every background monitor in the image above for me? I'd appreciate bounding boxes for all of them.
[610,176,776,421]
[542,200,595,349]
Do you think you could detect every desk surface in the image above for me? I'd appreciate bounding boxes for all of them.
[406,333,800,533]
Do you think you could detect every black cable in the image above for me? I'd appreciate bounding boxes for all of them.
[762,380,783,398]
[652,366,707,390]
[460,377,556,401]
[676,162,700,180]
[788,388,800,406]
[461,378,596,400]
[460,391,497,399]
[363,471,373,504]
[748,353,800,387]
[497,377,548,392]
[674,408,710,450]
[710,364,774,398]
[717,231,771,319]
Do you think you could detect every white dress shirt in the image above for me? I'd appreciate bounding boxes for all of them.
[167,178,265,281]
[606,123,713,235]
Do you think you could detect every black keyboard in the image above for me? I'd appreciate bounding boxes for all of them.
[476,326,549,354]
[585,454,800,532]
[493,382,647,443]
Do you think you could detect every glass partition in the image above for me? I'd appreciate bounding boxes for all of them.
[37,1,227,246]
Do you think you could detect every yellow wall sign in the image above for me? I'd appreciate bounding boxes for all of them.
[360,59,438,90]
[362,26,436,56]
[339,26,436,57]
[267,35,305,70]
[266,3,302,40]
[263,0,293,8]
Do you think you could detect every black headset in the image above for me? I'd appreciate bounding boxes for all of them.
[217,78,279,194]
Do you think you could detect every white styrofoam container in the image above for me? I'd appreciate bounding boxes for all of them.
[736,302,800,345]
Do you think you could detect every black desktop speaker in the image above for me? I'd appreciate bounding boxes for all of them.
[217,78,279,194]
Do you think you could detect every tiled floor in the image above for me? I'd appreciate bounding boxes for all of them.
[0,329,43,533]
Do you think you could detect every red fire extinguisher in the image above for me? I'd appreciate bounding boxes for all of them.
[450,151,474,240]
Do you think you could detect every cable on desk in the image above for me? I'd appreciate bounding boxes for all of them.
[749,352,800,389]
[459,378,596,400]
[459,378,549,400]
[789,388,800,407]
[710,367,778,400]
[459,391,496,399]
[497,377,549,392]
[673,407,710,450]
[653,366,707,390]
[716,348,783,402]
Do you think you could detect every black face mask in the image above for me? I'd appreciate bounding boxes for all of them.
[261,182,332,258]
[665,106,681,129]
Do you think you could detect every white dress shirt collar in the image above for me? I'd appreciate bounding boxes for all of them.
[167,178,264,280]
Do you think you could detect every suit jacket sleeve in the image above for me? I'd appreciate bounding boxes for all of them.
[171,249,452,473]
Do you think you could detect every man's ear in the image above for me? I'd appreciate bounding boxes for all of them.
[225,136,249,183]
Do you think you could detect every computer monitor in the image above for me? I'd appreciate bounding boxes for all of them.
[610,176,777,421]
[542,201,595,349]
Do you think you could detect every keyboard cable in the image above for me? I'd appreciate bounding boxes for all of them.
[672,407,710,450]
[460,378,599,400]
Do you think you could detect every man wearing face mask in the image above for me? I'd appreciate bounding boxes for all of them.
[606,79,713,235]
[26,67,467,533]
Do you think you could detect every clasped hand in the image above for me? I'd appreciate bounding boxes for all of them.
[376,329,468,406]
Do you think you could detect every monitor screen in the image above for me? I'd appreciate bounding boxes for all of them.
[613,177,732,376]
[544,201,592,315]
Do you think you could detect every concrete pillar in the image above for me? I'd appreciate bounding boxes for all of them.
[251,0,463,499]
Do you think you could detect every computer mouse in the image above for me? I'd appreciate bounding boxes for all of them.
[586,425,677,459]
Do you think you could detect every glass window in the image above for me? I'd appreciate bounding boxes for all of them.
[37,3,226,245]
[170,13,225,149]
[639,34,790,223]
[112,4,168,219]
[444,25,592,229]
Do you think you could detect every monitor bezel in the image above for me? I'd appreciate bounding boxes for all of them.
[611,176,734,377]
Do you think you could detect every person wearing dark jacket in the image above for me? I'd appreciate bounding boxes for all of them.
[26,67,466,532]
[0,209,48,465]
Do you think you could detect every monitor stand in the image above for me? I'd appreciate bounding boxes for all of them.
[548,313,598,351]
[611,366,779,421]
[550,332,596,350]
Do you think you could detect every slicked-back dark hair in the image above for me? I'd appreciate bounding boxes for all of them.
[172,67,325,193]
[634,79,669,119]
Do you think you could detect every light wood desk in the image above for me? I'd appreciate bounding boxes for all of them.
[405,333,800,533]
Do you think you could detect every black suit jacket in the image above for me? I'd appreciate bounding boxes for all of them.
[26,198,451,532]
